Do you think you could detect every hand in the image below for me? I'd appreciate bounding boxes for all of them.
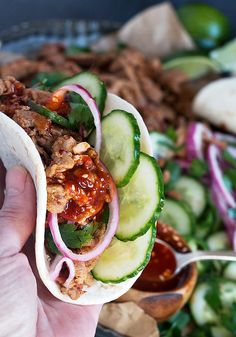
[0,164,101,337]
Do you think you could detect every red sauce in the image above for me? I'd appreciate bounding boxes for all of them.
[60,161,111,222]
[46,90,70,116]
[134,241,181,292]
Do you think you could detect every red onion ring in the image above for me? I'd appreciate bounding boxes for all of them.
[48,175,119,262]
[56,84,102,153]
[187,122,212,160]
[212,185,236,248]
[212,186,235,228]
[50,255,75,288]
[208,144,236,208]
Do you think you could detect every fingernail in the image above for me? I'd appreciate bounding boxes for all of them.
[6,166,28,197]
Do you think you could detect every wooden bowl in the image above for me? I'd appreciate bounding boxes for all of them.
[117,223,198,322]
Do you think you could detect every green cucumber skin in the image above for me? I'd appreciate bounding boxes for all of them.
[116,152,164,241]
[160,198,195,236]
[53,71,107,113]
[104,110,141,188]
[174,176,207,218]
[178,200,196,236]
[92,225,156,284]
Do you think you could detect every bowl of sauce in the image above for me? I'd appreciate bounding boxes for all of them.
[118,222,198,321]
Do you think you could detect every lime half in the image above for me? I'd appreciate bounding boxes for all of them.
[178,3,231,50]
[210,39,236,72]
[163,56,221,79]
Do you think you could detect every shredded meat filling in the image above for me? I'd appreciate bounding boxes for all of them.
[46,136,111,222]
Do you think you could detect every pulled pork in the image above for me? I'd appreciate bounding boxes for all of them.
[0,45,219,134]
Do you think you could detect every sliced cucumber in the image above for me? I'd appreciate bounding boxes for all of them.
[190,283,218,326]
[116,152,164,241]
[159,199,195,236]
[219,280,236,307]
[223,262,236,281]
[149,131,174,159]
[174,176,206,217]
[211,326,233,337]
[207,231,230,251]
[92,225,156,283]
[196,204,219,239]
[54,71,107,112]
[98,110,140,188]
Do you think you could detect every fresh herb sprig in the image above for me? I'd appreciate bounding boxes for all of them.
[45,222,99,255]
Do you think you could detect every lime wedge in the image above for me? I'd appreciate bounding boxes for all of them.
[163,56,221,79]
[210,39,236,72]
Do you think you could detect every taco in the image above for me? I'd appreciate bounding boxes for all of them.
[0,74,163,304]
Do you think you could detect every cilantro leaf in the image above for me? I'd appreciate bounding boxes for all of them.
[188,159,208,178]
[166,126,177,142]
[221,303,236,333]
[159,310,190,337]
[45,223,99,255]
[67,92,94,131]
[68,102,94,131]
[224,168,236,190]
[31,72,68,90]
[66,45,91,56]
[204,280,222,312]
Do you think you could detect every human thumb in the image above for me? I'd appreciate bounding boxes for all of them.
[0,166,36,257]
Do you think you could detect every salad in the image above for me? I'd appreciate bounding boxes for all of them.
[151,123,236,336]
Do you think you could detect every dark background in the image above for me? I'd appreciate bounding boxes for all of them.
[1,0,236,33]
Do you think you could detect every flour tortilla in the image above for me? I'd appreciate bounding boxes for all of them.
[193,78,236,135]
[0,93,153,305]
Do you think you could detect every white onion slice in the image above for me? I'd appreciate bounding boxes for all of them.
[57,84,102,153]
[208,144,236,208]
[50,255,75,288]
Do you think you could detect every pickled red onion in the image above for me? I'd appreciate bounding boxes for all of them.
[187,122,212,160]
[56,84,102,153]
[208,144,236,208]
[50,255,75,288]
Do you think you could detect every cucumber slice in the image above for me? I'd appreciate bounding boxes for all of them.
[190,283,218,326]
[116,152,164,241]
[223,262,236,281]
[196,204,219,239]
[99,110,140,188]
[54,71,107,112]
[149,131,174,159]
[159,199,195,236]
[207,231,230,251]
[174,176,206,217]
[211,326,233,337]
[92,225,156,283]
[219,280,236,307]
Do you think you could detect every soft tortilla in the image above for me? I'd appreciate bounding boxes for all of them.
[0,93,153,305]
[193,78,236,135]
